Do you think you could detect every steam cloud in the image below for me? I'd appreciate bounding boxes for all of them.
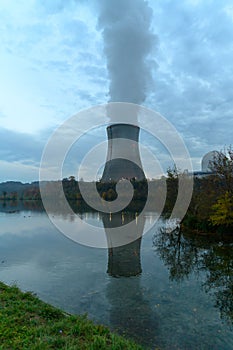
[98,0,156,110]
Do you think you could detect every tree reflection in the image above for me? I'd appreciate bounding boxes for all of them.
[202,244,233,324]
[153,225,233,324]
[153,228,200,281]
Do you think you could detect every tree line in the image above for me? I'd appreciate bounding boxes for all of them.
[1,145,232,234]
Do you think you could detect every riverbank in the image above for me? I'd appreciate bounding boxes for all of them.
[180,219,233,242]
[0,281,146,350]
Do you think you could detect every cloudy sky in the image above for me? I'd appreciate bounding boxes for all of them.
[1,0,233,182]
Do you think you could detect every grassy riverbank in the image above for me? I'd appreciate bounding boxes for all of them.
[0,281,145,350]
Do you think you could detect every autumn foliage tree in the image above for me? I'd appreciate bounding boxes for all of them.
[208,146,233,229]
[182,145,233,233]
[209,192,233,227]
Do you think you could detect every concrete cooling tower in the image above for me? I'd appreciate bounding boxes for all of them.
[101,123,145,182]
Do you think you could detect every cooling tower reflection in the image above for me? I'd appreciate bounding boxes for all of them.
[102,212,145,276]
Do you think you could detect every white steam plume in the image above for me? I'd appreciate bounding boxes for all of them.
[98,0,157,121]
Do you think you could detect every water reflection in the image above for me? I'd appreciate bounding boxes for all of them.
[102,211,158,346]
[106,275,159,346]
[153,228,233,325]
[106,238,142,277]
[153,228,199,281]
[202,244,233,325]
[0,201,233,349]
[0,200,44,213]
[103,212,144,277]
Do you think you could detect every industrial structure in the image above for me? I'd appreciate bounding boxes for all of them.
[101,123,145,182]
[193,150,218,178]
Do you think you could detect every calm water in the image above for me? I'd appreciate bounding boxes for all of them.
[0,201,232,349]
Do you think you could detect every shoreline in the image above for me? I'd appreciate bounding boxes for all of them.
[0,281,147,350]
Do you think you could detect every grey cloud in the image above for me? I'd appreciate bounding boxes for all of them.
[0,128,44,164]
[158,1,233,79]
[146,0,233,166]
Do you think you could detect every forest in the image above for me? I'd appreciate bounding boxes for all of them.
[1,146,232,235]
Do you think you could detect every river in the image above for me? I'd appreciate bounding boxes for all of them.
[0,200,232,349]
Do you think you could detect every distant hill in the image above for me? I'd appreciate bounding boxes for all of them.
[0,181,40,199]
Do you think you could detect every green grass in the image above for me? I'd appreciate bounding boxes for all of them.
[0,281,145,350]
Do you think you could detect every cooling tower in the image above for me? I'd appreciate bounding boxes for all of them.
[101,123,145,182]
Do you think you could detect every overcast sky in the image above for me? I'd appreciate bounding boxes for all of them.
[1,0,233,182]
